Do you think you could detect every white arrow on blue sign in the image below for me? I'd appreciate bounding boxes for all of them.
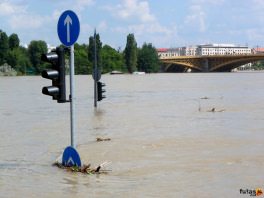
[62,146,82,167]
[57,10,80,47]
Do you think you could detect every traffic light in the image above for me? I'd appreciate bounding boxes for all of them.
[41,47,66,103]
[97,81,106,101]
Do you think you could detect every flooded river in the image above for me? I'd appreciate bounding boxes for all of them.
[1,73,264,197]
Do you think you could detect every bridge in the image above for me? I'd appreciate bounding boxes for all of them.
[160,54,264,72]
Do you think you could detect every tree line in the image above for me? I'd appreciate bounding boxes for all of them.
[252,61,264,70]
[0,30,160,75]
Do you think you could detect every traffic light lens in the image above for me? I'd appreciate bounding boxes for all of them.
[42,86,59,96]
[41,53,58,62]
[41,70,59,79]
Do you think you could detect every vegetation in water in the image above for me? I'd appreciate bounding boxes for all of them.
[52,161,111,175]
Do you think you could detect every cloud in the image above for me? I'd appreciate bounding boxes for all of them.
[190,0,226,5]
[72,0,95,11]
[127,23,172,36]
[104,0,176,47]
[132,23,178,47]
[9,14,51,29]
[252,0,264,8]
[111,23,175,47]
[110,22,178,48]
[104,0,157,37]
[98,21,108,31]
[0,0,26,16]
[76,0,94,6]
[184,0,226,33]
[246,28,264,42]
[184,5,206,32]
[54,0,95,11]
[104,0,190,47]
[106,0,155,23]
[0,1,49,30]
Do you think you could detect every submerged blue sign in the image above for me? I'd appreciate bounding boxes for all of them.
[57,10,80,46]
[62,146,82,167]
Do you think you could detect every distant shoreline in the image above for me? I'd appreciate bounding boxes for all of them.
[1,69,264,77]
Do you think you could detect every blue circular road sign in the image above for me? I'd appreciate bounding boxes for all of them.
[62,146,82,167]
[57,10,80,47]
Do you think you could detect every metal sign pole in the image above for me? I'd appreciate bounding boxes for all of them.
[58,10,81,167]
[94,30,98,108]
[70,45,75,148]
[94,78,97,107]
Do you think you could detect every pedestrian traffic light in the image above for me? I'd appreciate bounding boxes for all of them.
[41,47,66,103]
[97,81,106,101]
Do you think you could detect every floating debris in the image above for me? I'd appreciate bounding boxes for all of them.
[96,137,111,142]
[52,161,111,174]
[207,108,225,112]
[200,96,210,99]
[209,107,215,112]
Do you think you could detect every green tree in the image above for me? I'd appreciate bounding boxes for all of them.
[6,49,17,68]
[101,45,125,73]
[6,33,29,75]
[124,33,137,73]
[88,33,102,71]
[7,46,31,75]
[137,43,160,73]
[9,33,19,50]
[28,40,47,74]
[16,47,32,75]
[74,43,91,74]
[0,30,9,65]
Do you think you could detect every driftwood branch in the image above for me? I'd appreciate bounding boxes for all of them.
[52,161,111,174]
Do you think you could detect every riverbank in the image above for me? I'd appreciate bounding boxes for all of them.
[0,63,17,76]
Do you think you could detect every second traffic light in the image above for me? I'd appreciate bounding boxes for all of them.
[41,47,66,103]
[97,81,106,101]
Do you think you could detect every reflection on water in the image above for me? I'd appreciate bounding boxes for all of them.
[1,73,264,197]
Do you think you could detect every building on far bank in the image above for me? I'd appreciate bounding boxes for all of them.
[184,46,197,56]
[157,44,255,71]
[157,48,184,58]
[252,47,264,54]
[157,44,252,58]
[196,44,251,56]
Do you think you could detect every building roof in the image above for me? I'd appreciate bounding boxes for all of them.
[198,44,249,48]
[157,48,169,52]
[253,47,264,52]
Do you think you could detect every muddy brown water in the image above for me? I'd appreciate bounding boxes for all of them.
[1,72,264,197]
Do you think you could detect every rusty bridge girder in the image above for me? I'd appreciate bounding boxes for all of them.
[161,54,264,72]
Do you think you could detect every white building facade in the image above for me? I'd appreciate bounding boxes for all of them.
[196,44,251,56]
[157,44,252,58]
[184,46,197,56]
[157,48,184,58]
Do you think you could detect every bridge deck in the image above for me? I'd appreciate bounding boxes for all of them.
[160,54,264,60]
[160,54,264,72]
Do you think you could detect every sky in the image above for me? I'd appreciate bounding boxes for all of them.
[1,0,264,49]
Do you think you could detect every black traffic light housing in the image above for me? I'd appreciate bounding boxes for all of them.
[97,81,106,101]
[41,47,66,103]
